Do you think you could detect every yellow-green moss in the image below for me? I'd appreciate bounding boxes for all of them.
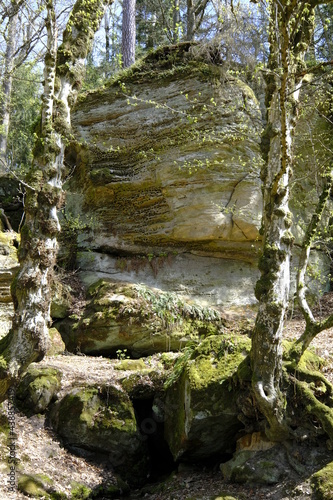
[188,335,251,391]
[114,358,148,371]
[70,481,93,499]
[18,474,53,498]
[311,461,333,499]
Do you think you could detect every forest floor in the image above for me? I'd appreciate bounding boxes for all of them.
[1,294,333,500]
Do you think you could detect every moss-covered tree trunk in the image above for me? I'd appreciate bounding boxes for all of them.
[0,0,112,401]
[251,0,318,441]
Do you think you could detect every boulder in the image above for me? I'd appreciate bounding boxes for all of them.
[46,327,66,356]
[16,366,62,415]
[61,44,332,310]
[65,43,263,309]
[50,384,150,486]
[164,334,251,461]
[58,278,224,357]
[50,280,73,320]
[311,461,333,499]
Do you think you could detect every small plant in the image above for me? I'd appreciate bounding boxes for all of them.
[116,349,130,360]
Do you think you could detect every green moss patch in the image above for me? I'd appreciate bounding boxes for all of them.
[311,462,333,499]
[164,334,251,461]
[18,473,54,498]
[70,481,93,499]
[16,366,62,415]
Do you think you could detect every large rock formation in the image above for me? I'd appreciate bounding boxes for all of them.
[64,45,331,315]
[65,44,263,309]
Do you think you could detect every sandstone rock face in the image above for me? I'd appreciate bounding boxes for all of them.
[66,45,263,309]
[64,46,331,311]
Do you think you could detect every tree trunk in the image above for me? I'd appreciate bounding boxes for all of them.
[105,9,110,64]
[289,168,333,364]
[0,0,112,402]
[251,0,316,441]
[186,0,195,40]
[0,3,18,173]
[122,0,136,68]
[173,0,180,43]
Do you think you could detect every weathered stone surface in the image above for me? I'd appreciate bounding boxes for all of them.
[76,252,259,310]
[66,44,263,309]
[164,334,251,461]
[0,231,18,338]
[64,45,330,311]
[221,445,288,484]
[16,366,62,415]
[46,327,66,356]
[50,384,149,485]
[57,279,223,357]
[0,231,18,305]
[50,280,73,319]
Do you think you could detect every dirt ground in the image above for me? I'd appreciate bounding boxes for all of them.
[1,295,333,500]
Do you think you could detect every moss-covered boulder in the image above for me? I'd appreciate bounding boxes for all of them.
[311,462,333,499]
[164,334,251,460]
[16,366,62,415]
[18,473,56,498]
[221,445,287,484]
[58,279,224,357]
[50,384,149,485]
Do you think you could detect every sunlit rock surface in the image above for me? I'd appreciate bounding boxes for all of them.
[66,44,263,308]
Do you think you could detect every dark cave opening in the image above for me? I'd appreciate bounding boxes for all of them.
[132,397,176,481]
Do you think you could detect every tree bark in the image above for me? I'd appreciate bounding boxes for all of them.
[186,0,195,40]
[105,9,110,64]
[122,0,136,68]
[251,0,316,441]
[0,0,112,402]
[0,1,18,173]
[173,0,180,43]
[186,0,209,40]
[289,167,333,363]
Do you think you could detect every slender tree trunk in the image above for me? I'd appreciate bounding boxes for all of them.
[105,9,110,64]
[289,168,333,363]
[0,0,112,402]
[0,3,18,172]
[186,0,195,40]
[251,0,316,441]
[173,0,180,43]
[122,0,136,68]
